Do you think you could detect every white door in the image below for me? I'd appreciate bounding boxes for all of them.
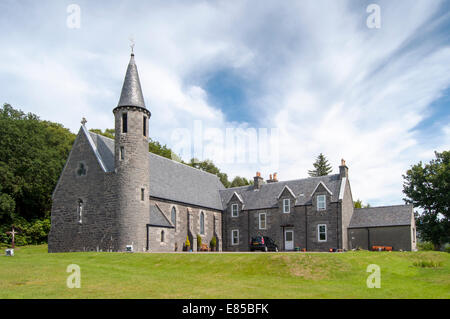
[285,229,294,250]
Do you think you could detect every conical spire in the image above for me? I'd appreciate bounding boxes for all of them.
[117,53,146,109]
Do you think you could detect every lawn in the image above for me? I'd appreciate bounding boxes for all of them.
[0,245,449,299]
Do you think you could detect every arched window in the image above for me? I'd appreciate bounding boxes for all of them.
[161,230,165,242]
[171,207,176,231]
[200,211,205,235]
[78,199,83,224]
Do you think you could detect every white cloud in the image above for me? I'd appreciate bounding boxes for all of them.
[1,0,449,205]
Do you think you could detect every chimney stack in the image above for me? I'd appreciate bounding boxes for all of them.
[254,172,264,190]
[266,172,279,183]
[339,159,348,179]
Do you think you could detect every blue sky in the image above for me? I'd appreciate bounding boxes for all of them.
[1,0,449,206]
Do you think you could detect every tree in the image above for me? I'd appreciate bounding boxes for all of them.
[148,138,182,162]
[89,128,114,139]
[188,158,231,188]
[308,153,333,177]
[354,199,371,208]
[230,176,252,188]
[0,103,75,245]
[403,151,450,250]
[89,128,182,162]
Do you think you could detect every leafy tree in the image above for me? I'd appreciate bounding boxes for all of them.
[230,176,252,188]
[308,153,333,177]
[403,151,450,250]
[148,138,182,162]
[89,128,114,139]
[188,158,231,187]
[89,128,182,162]
[354,199,371,208]
[0,103,75,245]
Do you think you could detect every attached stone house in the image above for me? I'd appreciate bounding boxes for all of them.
[48,52,417,253]
[220,165,355,252]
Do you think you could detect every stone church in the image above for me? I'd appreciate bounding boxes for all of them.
[48,53,417,253]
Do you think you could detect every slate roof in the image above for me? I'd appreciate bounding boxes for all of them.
[349,205,413,228]
[219,174,342,210]
[149,204,174,228]
[88,131,225,210]
[117,53,146,109]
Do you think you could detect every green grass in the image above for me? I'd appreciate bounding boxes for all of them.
[0,245,449,299]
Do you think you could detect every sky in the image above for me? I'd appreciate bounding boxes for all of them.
[1,0,449,206]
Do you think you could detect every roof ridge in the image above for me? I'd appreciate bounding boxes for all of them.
[148,152,224,180]
[88,130,223,182]
[220,174,340,191]
[355,204,411,210]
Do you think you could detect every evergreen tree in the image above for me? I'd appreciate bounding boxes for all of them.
[308,153,333,177]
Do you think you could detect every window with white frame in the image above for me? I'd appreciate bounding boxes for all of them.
[317,195,326,211]
[231,229,239,245]
[259,213,266,230]
[283,198,290,213]
[231,204,239,217]
[318,224,327,242]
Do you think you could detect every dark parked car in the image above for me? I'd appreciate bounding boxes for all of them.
[249,236,279,252]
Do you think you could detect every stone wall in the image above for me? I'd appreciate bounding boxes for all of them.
[113,106,151,252]
[222,186,342,252]
[150,198,222,252]
[340,178,354,250]
[48,128,112,252]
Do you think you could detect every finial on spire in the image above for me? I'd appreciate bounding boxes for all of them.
[81,117,87,126]
[129,35,135,55]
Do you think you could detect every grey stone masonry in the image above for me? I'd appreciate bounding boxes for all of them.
[48,53,414,253]
[113,105,151,252]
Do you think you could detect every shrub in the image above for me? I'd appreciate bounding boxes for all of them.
[444,243,450,253]
[210,236,217,248]
[417,241,434,251]
[0,217,51,246]
[412,260,442,268]
[197,234,202,248]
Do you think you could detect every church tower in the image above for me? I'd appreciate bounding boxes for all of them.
[113,52,151,252]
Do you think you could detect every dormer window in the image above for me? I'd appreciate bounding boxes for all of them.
[231,204,239,217]
[317,195,326,211]
[283,198,290,213]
